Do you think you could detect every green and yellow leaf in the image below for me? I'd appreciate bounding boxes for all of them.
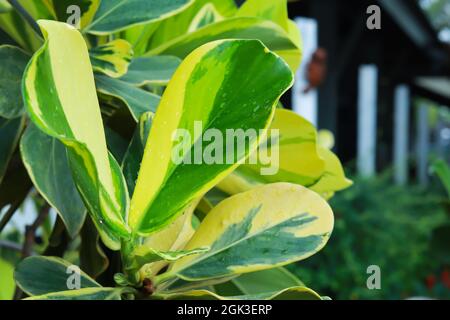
[138,0,237,53]
[129,39,293,235]
[0,0,11,14]
[194,197,214,220]
[22,20,130,249]
[155,286,322,300]
[130,246,209,272]
[20,0,55,20]
[51,0,99,29]
[236,0,289,32]
[317,129,335,150]
[25,287,124,300]
[85,0,195,35]
[0,3,44,52]
[188,3,223,32]
[217,109,325,195]
[309,147,353,199]
[146,17,302,72]
[15,256,100,296]
[240,0,305,69]
[166,183,334,281]
[139,200,199,279]
[90,39,133,78]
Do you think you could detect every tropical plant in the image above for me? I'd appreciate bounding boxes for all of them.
[0,0,351,300]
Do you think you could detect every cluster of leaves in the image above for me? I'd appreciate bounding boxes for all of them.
[0,0,351,300]
[289,171,450,300]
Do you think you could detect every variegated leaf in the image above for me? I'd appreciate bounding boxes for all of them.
[164,183,333,281]
[188,3,223,32]
[139,201,199,280]
[25,288,124,300]
[130,246,209,272]
[154,286,322,300]
[129,39,293,235]
[147,17,302,72]
[217,109,325,195]
[85,0,195,34]
[236,0,289,32]
[136,0,237,53]
[90,39,133,78]
[15,256,100,296]
[0,1,50,52]
[51,0,99,29]
[22,20,130,249]
[309,147,353,199]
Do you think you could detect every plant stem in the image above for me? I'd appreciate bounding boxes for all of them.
[0,201,20,234]
[21,204,50,258]
[13,204,50,300]
[153,270,176,287]
[6,0,43,38]
[121,235,141,285]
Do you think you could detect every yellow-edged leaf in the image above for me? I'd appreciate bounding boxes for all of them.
[217,109,325,194]
[90,39,133,78]
[129,39,293,235]
[167,183,333,281]
[22,20,130,249]
[154,286,322,300]
[146,17,302,72]
[310,147,353,199]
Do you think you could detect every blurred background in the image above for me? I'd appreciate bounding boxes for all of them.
[278,0,450,300]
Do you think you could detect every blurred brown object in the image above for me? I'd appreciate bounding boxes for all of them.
[303,48,328,93]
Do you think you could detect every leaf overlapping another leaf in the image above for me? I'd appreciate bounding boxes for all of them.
[164,183,334,281]
[22,20,130,249]
[129,39,294,235]
[85,0,195,34]
[20,124,86,237]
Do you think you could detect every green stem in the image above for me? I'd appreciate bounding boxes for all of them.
[6,0,43,38]
[121,235,141,285]
[153,270,177,287]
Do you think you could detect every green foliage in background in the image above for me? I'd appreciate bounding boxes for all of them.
[289,172,450,300]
